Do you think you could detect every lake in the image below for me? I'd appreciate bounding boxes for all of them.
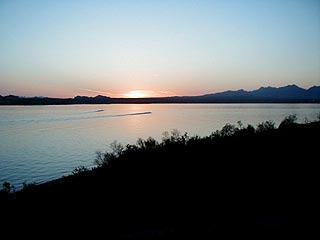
[1,104,319,189]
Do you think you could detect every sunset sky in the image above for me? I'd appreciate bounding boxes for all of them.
[1,0,319,98]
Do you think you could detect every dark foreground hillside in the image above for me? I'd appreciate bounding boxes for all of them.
[1,117,319,238]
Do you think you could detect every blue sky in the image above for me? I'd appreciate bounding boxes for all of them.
[0,0,319,97]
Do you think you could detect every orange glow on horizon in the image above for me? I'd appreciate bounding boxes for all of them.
[123,90,147,98]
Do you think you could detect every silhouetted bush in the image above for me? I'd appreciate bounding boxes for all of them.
[2,182,13,193]
[95,151,114,167]
[72,166,89,175]
[220,123,238,137]
[22,182,36,190]
[256,120,275,132]
[279,114,297,128]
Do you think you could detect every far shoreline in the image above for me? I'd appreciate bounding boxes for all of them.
[1,85,319,105]
[1,101,320,106]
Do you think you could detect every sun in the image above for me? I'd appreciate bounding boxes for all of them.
[124,90,146,98]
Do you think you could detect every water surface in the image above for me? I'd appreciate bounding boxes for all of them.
[0,104,319,188]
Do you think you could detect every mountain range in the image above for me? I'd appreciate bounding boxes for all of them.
[1,85,319,105]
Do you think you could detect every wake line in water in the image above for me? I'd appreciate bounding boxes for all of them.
[81,109,105,114]
[0,112,152,126]
[88,111,152,119]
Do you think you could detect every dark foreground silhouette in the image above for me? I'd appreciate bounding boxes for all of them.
[1,116,319,238]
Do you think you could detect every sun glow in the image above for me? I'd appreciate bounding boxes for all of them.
[124,90,147,98]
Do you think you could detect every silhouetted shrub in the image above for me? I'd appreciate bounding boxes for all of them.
[220,123,238,137]
[161,129,190,146]
[136,137,159,150]
[72,166,89,175]
[304,117,310,123]
[95,151,115,167]
[256,120,275,133]
[2,182,13,193]
[279,114,297,128]
[95,141,124,167]
[237,120,244,129]
[110,141,124,157]
[246,124,255,133]
[22,182,36,190]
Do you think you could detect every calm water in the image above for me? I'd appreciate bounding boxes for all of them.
[1,104,319,189]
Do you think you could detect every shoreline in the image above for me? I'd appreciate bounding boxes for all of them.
[1,117,318,237]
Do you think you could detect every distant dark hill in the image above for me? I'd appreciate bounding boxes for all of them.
[251,85,309,99]
[198,85,320,103]
[307,85,320,98]
[1,85,319,105]
[0,95,112,105]
[73,95,111,104]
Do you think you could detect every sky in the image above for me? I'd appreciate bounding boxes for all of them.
[0,0,319,98]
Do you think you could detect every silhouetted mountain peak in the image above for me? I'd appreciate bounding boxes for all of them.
[308,85,320,91]
[250,85,306,98]
[202,88,249,98]
[257,86,272,90]
[6,95,20,99]
[307,86,320,97]
[74,96,89,100]
[282,84,303,91]
[94,95,110,99]
[197,84,319,102]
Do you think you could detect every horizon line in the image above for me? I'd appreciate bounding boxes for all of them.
[1,84,319,99]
